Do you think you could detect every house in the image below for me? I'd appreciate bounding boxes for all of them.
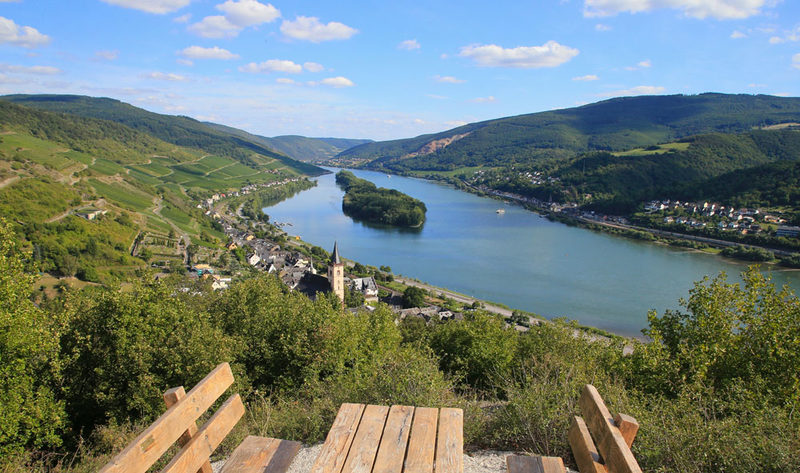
[247,253,261,266]
[75,208,107,220]
[350,276,379,301]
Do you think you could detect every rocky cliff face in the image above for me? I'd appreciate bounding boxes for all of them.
[403,132,471,158]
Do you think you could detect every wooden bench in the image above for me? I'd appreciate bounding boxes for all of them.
[312,403,463,473]
[507,454,565,473]
[99,362,301,473]
[568,385,641,473]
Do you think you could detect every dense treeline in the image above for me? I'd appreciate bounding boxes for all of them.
[2,95,323,176]
[2,217,799,472]
[343,93,800,170]
[335,170,427,227]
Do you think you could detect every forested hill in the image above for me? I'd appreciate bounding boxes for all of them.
[336,93,800,171]
[203,121,371,163]
[2,94,324,176]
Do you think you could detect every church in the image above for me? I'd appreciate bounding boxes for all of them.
[290,242,377,304]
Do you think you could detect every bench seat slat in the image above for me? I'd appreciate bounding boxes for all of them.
[311,403,366,473]
[373,405,415,473]
[568,416,607,473]
[435,408,463,473]
[100,363,235,473]
[161,394,246,473]
[221,436,302,473]
[341,404,390,473]
[579,385,641,473]
[507,455,565,473]
[404,407,438,473]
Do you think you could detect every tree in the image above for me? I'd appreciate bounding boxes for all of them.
[0,219,65,456]
[627,267,800,409]
[344,287,365,308]
[402,286,427,308]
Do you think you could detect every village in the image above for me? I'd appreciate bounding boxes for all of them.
[188,182,469,325]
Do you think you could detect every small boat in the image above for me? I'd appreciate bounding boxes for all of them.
[496,209,505,214]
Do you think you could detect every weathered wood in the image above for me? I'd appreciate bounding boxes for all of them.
[435,408,463,473]
[161,393,246,473]
[311,403,366,473]
[341,404,390,473]
[404,407,438,473]
[613,414,639,449]
[373,405,415,473]
[100,362,235,473]
[579,385,641,473]
[506,455,566,473]
[568,416,607,473]
[220,436,302,473]
[164,386,213,473]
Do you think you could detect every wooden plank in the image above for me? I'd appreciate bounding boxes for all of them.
[507,455,566,473]
[435,408,463,473]
[613,414,639,449]
[220,436,302,473]
[579,385,641,473]
[311,403,366,473]
[162,394,246,473]
[373,405,415,473]
[568,416,607,473]
[404,408,438,473]
[100,362,235,473]
[164,386,213,473]
[341,404,390,473]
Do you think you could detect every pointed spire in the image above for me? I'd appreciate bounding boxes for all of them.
[332,241,341,265]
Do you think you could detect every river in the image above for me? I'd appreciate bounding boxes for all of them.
[265,168,800,337]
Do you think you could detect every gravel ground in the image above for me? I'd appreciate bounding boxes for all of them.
[213,444,576,473]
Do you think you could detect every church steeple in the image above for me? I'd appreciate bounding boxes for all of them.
[327,241,344,303]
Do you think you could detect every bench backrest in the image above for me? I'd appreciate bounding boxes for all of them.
[100,362,243,473]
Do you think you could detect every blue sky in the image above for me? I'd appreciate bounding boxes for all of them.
[1,0,799,140]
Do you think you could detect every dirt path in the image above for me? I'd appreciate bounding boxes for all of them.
[0,175,20,189]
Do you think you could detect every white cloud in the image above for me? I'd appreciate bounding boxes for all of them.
[276,78,297,84]
[730,30,746,38]
[459,41,579,68]
[94,50,119,61]
[318,76,354,87]
[146,71,188,81]
[747,82,766,87]
[0,63,60,74]
[769,26,800,44]
[595,23,612,31]
[239,59,303,74]
[100,0,190,14]
[303,61,324,72]
[599,85,666,97]
[625,59,652,70]
[398,39,420,50]
[280,16,357,42]
[179,45,239,60]
[188,15,240,38]
[174,13,191,23]
[216,0,280,27]
[573,74,599,81]
[434,75,465,84]
[583,0,769,20]
[0,16,50,48]
[427,94,448,100]
[793,53,800,69]
[471,96,496,103]
[176,58,194,66]
[444,120,468,127]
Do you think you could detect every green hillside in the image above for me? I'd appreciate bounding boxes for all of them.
[2,94,324,176]
[337,93,800,171]
[0,100,315,283]
[203,121,371,163]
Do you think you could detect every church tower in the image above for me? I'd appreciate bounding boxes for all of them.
[327,241,345,303]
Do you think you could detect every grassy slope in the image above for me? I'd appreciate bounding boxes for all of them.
[0,100,313,281]
[339,93,800,170]
[2,94,324,176]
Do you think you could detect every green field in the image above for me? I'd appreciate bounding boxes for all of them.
[612,141,691,156]
[89,178,153,211]
[0,133,75,170]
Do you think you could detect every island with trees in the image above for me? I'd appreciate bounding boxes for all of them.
[335,170,427,227]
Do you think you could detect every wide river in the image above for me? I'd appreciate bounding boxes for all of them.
[265,168,800,337]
